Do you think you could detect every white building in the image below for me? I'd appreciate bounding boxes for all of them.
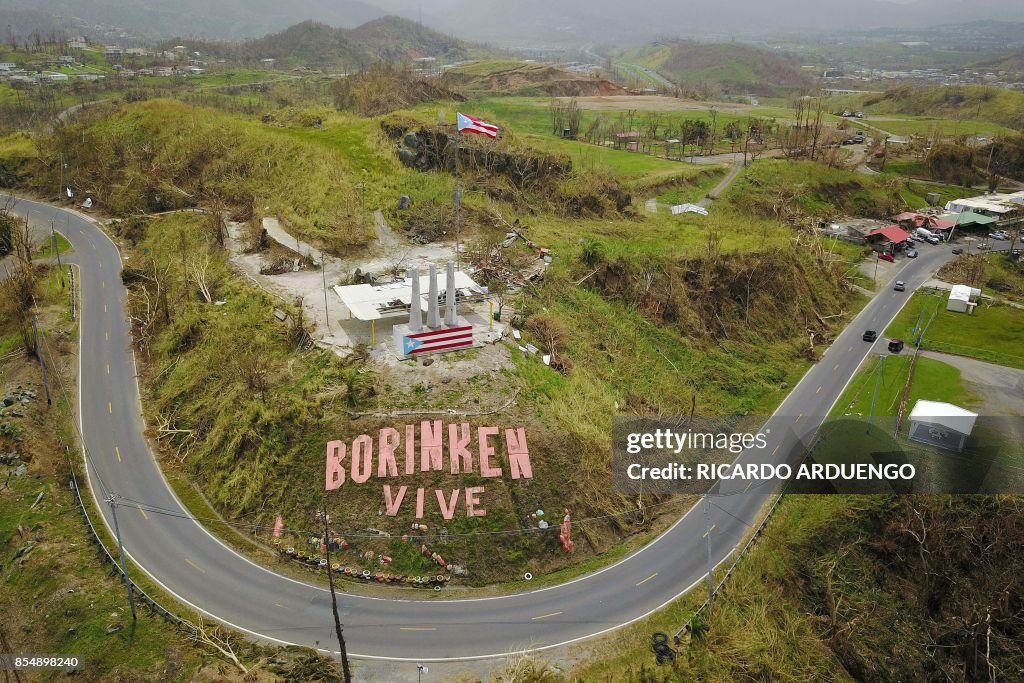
[947,285,981,314]
[908,400,978,453]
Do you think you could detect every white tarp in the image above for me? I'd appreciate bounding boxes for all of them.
[671,203,708,216]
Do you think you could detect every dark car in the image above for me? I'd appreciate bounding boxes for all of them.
[878,253,895,262]
[952,247,964,255]
[888,338,905,353]
[894,281,906,292]
[863,330,878,342]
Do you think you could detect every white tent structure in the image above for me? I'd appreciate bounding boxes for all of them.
[947,285,981,314]
[908,400,978,453]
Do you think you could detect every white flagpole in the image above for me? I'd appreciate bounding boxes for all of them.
[455,118,462,273]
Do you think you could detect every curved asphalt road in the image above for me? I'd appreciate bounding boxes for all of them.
[5,193,953,662]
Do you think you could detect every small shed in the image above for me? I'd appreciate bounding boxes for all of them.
[907,400,977,453]
[947,284,980,314]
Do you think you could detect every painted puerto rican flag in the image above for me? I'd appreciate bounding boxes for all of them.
[402,325,474,356]
[457,112,499,139]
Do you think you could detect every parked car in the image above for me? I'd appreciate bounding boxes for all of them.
[906,249,918,258]
[879,252,895,262]
[854,111,864,118]
[863,330,878,342]
[977,243,991,250]
[888,339,905,353]
[894,280,906,291]
[926,235,940,245]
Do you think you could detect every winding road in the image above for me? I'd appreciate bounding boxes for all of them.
[4,192,955,668]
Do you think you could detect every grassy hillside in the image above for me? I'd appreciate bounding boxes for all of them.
[630,41,814,97]
[443,61,626,97]
[187,17,472,69]
[862,85,1024,132]
[570,494,1024,682]
[725,159,953,220]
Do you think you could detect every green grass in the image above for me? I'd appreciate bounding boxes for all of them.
[886,291,1024,368]
[832,355,978,418]
[869,116,1017,139]
[35,232,72,258]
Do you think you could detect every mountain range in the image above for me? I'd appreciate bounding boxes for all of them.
[4,0,1024,45]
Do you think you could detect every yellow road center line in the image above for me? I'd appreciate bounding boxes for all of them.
[185,558,205,574]
[796,413,803,422]
[106,364,110,374]
[108,402,112,414]
[636,572,658,587]
[532,612,562,621]
[399,627,437,631]
[773,444,780,456]
[137,504,148,520]
[102,281,105,288]
[703,524,716,539]
[115,446,121,462]
[833,363,839,371]
[816,386,822,394]
[104,304,107,313]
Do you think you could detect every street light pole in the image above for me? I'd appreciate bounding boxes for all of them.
[106,494,137,621]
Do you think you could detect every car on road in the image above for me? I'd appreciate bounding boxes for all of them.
[888,339,905,353]
[906,249,918,258]
[863,330,878,342]
[952,247,964,255]
[854,111,864,118]
[977,243,991,251]
[878,252,895,262]
[894,280,906,291]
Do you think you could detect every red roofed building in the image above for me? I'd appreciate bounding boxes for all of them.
[866,225,912,253]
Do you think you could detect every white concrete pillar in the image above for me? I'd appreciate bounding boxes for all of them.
[445,261,457,326]
[408,267,422,332]
[427,263,441,329]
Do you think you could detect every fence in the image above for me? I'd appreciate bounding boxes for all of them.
[67,460,197,635]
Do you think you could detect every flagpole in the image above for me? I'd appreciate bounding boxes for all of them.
[455,121,462,273]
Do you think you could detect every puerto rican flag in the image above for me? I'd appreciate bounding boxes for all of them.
[457,112,499,139]
[402,325,474,356]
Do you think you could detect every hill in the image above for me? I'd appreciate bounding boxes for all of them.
[969,49,1024,79]
[180,17,471,70]
[640,41,814,97]
[0,0,388,41]
[862,85,1024,132]
[443,60,626,97]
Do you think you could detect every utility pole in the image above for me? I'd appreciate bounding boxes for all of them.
[872,252,880,286]
[50,221,64,288]
[31,315,51,405]
[322,504,352,683]
[321,257,330,329]
[454,123,462,272]
[703,495,714,605]
[867,354,887,435]
[106,494,137,621]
